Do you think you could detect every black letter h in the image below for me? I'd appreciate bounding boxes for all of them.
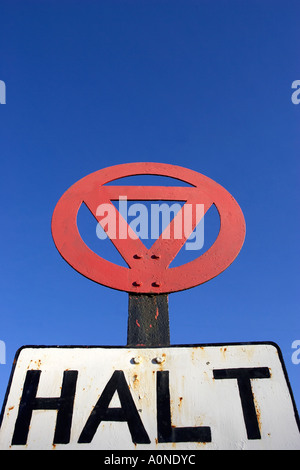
[12,369,78,446]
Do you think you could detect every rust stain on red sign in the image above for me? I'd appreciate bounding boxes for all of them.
[51,162,245,293]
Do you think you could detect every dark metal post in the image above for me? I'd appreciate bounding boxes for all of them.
[127,294,170,347]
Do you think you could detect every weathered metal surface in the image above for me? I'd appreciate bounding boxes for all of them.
[0,343,299,450]
[51,162,246,294]
[127,294,170,347]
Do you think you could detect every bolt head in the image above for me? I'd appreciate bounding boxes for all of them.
[133,356,142,364]
[152,281,161,287]
[155,356,165,364]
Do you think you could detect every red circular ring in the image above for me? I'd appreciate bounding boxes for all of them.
[51,163,246,293]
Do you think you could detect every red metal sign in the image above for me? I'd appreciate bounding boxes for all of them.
[51,163,245,293]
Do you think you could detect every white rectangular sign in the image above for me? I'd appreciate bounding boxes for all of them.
[0,343,299,450]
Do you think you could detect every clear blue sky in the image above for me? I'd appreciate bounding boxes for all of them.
[0,0,299,417]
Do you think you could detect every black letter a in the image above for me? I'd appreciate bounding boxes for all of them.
[78,370,150,444]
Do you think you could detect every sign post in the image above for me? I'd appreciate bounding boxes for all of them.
[0,162,299,450]
[127,294,170,347]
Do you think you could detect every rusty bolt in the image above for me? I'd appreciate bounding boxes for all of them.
[155,356,165,364]
[132,356,142,364]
